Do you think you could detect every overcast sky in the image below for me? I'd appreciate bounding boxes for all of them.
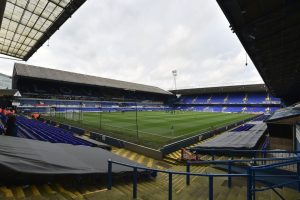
[0,0,263,90]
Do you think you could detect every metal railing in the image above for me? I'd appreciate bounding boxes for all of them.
[108,156,300,200]
[107,159,248,200]
[187,148,300,161]
[186,157,298,188]
[188,148,300,155]
[249,158,300,200]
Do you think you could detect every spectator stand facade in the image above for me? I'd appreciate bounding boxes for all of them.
[12,63,174,114]
[172,84,282,114]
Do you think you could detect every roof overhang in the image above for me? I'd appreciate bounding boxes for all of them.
[13,63,173,96]
[0,0,7,29]
[265,104,300,125]
[0,0,87,60]
[170,84,267,95]
[216,0,300,105]
[0,89,20,97]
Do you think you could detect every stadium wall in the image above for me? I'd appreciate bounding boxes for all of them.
[90,132,163,160]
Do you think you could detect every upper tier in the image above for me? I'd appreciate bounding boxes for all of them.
[177,92,281,105]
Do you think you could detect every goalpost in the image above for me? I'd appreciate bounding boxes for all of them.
[64,109,82,121]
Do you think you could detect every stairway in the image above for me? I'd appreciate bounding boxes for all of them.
[0,146,299,200]
[111,148,170,169]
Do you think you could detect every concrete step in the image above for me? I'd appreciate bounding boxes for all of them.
[0,186,14,200]
[0,149,298,200]
[225,186,242,200]
[215,187,231,200]
[163,157,180,165]
[282,187,300,200]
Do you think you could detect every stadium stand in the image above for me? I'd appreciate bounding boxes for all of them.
[231,124,255,132]
[227,93,246,104]
[194,94,212,103]
[0,0,299,198]
[1,63,296,200]
[247,92,267,104]
[13,63,171,98]
[17,98,170,114]
[210,93,227,103]
[173,84,282,114]
[224,106,243,113]
[12,64,173,114]
[0,113,99,147]
[16,116,94,146]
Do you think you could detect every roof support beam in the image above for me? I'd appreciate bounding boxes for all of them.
[48,0,64,9]
[216,0,300,104]
[0,0,87,60]
[2,16,43,38]
[23,0,87,61]
[0,0,7,29]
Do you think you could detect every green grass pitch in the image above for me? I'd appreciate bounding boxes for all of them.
[48,111,255,149]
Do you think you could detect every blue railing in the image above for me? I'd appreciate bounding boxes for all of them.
[186,157,299,190]
[249,158,300,200]
[108,156,300,200]
[188,148,300,154]
[186,156,298,171]
[187,148,300,160]
[108,159,249,200]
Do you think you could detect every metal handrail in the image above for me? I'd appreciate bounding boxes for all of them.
[107,156,300,200]
[188,148,300,154]
[187,156,300,199]
[254,180,299,192]
[249,158,300,200]
[251,158,300,170]
[187,157,296,165]
[107,159,248,200]
[108,159,250,177]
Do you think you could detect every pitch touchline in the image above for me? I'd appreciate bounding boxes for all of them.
[99,123,174,139]
[89,115,246,139]
[170,118,244,139]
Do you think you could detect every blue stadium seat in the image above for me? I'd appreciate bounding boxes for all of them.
[227,93,245,104]
[247,93,267,104]
[210,94,227,104]
[15,116,94,146]
[231,124,254,132]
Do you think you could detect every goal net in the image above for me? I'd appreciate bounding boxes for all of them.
[64,109,82,121]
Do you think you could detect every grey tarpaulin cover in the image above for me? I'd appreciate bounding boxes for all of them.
[0,135,144,184]
[194,122,266,149]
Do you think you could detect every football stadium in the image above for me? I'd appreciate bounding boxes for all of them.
[0,0,299,200]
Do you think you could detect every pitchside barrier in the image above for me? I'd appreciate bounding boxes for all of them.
[59,123,85,135]
[160,114,259,156]
[90,132,163,160]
